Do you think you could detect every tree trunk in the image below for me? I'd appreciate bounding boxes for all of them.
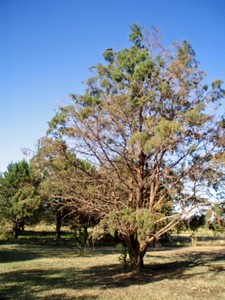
[55,208,62,241]
[19,219,25,232]
[124,234,148,274]
[129,252,143,274]
[13,222,20,239]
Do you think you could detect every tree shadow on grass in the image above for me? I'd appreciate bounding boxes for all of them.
[0,249,224,299]
[0,248,43,263]
[0,241,119,264]
[0,243,79,263]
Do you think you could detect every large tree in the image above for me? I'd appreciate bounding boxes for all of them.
[47,25,225,273]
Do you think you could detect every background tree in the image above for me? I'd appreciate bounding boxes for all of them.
[31,137,98,241]
[30,137,71,240]
[206,203,225,235]
[47,25,225,273]
[0,160,41,238]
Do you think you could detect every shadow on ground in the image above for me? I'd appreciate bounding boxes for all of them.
[0,244,77,263]
[0,246,225,300]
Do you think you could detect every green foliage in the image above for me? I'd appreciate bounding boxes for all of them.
[188,215,206,232]
[144,118,181,152]
[103,48,115,64]
[212,79,223,90]
[116,242,129,267]
[129,23,144,48]
[0,160,41,238]
[106,208,163,244]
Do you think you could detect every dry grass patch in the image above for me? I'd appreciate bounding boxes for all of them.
[0,244,225,300]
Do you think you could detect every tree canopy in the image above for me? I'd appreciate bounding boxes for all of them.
[0,160,41,238]
[46,25,225,273]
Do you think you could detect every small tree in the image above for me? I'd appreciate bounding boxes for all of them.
[0,160,41,238]
[47,25,225,273]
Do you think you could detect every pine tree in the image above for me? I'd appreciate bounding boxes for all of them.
[47,25,225,273]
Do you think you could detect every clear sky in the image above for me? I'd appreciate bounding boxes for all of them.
[0,0,224,172]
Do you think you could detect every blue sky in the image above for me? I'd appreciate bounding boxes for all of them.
[0,0,224,172]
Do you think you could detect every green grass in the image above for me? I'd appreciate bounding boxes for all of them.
[0,242,225,300]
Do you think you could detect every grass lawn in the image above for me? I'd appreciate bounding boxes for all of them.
[0,241,225,300]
